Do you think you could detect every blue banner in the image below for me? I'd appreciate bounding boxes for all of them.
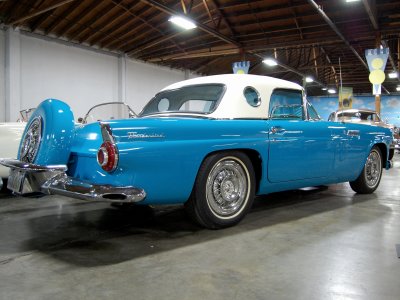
[365,48,389,95]
[232,61,250,74]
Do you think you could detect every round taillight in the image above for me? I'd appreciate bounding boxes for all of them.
[97,141,118,172]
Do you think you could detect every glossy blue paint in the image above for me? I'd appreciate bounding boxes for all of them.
[19,98,392,205]
[63,114,392,205]
[19,99,75,165]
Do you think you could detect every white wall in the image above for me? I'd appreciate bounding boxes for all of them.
[126,60,188,113]
[0,30,4,121]
[20,34,119,119]
[1,28,199,121]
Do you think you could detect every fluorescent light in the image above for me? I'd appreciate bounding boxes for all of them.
[346,0,360,2]
[328,88,336,94]
[305,76,313,83]
[321,87,328,91]
[397,86,400,91]
[169,16,197,30]
[389,72,398,79]
[263,58,278,66]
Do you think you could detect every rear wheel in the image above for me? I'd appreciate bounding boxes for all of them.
[185,151,255,229]
[349,146,382,194]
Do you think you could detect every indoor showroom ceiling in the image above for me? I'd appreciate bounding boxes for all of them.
[0,0,399,95]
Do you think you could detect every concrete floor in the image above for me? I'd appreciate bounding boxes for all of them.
[0,158,399,300]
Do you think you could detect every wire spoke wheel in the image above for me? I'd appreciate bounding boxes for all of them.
[364,150,381,188]
[206,158,249,218]
[350,146,383,194]
[185,151,255,229]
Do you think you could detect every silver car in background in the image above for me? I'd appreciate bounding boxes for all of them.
[328,108,399,159]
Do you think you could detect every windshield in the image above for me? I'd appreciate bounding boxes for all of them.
[83,102,135,124]
[139,84,225,117]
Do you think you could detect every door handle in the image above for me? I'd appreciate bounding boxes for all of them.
[346,130,360,137]
[270,126,286,134]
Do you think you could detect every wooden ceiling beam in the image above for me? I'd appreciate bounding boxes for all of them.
[202,0,217,28]
[87,10,133,46]
[68,2,118,42]
[29,9,53,32]
[10,0,77,26]
[57,1,100,38]
[206,0,235,36]
[140,0,241,47]
[126,32,182,56]
[44,0,82,34]
[146,47,241,62]
[111,0,187,55]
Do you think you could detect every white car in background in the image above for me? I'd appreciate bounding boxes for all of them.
[0,109,35,189]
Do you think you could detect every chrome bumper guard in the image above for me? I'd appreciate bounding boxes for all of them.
[0,159,146,203]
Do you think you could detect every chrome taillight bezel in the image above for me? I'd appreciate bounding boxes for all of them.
[97,141,119,172]
[97,123,119,172]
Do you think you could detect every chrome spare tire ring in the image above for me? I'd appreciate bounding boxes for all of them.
[20,116,42,163]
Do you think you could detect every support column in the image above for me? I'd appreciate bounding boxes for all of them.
[5,27,21,122]
[375,34,381,115]
[117,54,127,102]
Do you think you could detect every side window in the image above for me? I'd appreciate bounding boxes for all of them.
[244,87,261,107]
[269,89,304,119]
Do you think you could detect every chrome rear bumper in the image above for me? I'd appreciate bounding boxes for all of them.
[0,159,146,203]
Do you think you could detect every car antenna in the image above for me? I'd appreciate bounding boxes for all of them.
[339,57,344,123]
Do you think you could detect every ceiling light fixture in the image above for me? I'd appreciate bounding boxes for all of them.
[169,16,197,30]
[263,58,278,66]
[397,86,400,91]
[321,87,328,91]
[388,72,398,79]
[305,76,314,83]
[328,88,336,94]
[346,0,360,2]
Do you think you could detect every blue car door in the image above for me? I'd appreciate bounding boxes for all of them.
[267,90,335,183]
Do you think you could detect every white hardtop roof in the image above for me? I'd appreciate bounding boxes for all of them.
[158,74,303,119]
[162,74,302,91]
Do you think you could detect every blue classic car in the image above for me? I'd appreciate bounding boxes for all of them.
[0,74,393,229]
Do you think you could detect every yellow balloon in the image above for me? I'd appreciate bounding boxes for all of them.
[371,58,384,69]
[369,70,385,84]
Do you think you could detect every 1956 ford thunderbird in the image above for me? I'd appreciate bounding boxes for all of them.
[0,74,393,229]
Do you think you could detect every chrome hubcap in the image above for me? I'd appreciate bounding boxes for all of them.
[20,117,42,163]
[365,150,381,188]
[206,157,249,218]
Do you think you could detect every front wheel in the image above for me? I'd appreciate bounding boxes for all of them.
[185,151,255,229]
[349,146,383,194]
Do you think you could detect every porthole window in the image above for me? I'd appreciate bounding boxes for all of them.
[244,87,261,107]
[158,98,170,111]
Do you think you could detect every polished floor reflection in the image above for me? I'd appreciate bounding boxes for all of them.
[1,156,400,299]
